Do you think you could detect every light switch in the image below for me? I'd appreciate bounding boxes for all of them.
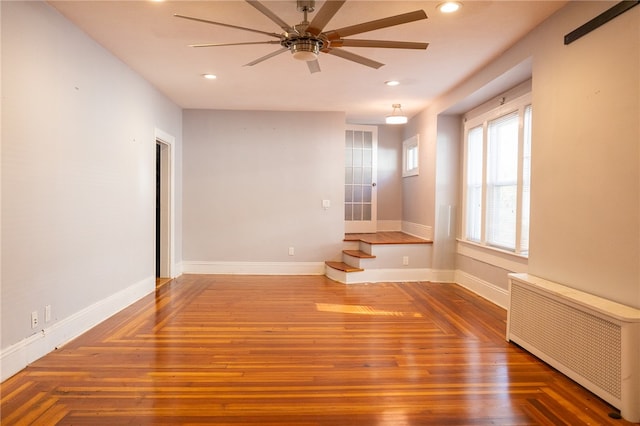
[322,199,330,209]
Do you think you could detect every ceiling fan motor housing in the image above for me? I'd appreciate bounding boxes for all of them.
[289,37,322,61]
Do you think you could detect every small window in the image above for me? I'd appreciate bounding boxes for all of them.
[402,135,419,177]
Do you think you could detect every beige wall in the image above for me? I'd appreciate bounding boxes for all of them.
[376,124,404,222]
[527,2,639,307]
[182,109,345,264]
[433,115,460,271]
[1,0,183,367]
[402,110,437,229]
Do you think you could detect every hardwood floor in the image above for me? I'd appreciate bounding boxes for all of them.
[156,277,172,287]
[2,275,637,425]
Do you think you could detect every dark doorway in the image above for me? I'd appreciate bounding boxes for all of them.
[156,143,161,278]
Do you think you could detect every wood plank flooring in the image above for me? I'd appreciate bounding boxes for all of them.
[2,275,637,425]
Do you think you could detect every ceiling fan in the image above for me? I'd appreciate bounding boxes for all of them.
[175,0,429,73]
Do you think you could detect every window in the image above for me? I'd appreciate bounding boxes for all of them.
[402,135,419,177]
[462,94,531,255]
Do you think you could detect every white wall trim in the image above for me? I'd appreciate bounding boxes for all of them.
[0,276,154,382]
[457,240,528,273]
[402,221,433,240]
[431,269,456,283]
[155,128,177,279]
[454,270,510,309]
[182,261,326,275]
[173,261,184,277]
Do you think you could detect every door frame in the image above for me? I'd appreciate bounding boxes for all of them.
[345,124,378,234]
[155,128,176,278]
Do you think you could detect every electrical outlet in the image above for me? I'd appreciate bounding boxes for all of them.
[403,256,409,266]
[31,311,39,329]
[288,247,295,256]
[45,305,52,323]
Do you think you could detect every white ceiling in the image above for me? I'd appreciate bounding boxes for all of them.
[48,0,567,124]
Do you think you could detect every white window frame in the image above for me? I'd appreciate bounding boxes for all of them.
[402,134,419,177]
[461,93,532,256]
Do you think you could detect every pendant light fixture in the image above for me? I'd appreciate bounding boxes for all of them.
[386,104,408,124]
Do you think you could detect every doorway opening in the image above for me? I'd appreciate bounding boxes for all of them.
[156,138,172,284]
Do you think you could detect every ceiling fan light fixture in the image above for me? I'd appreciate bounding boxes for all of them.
[386,103,408,124]
[291,39,320,61]
[437,1,462,13]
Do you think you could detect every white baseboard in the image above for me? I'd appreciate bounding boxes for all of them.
[431,269,456,283]
[454,270,510,309]
[181,261,326,275]
[402,221,433,240]
[172,262,183,278]
[0,276,155,382]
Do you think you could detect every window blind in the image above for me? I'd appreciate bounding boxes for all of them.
[486,112,519,250]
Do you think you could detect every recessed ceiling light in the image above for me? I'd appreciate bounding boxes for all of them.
[385,80,400,86]
[437,1,462,13]
[202,74,217,80]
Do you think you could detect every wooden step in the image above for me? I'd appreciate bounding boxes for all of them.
[343,250,375,259]
[325,261,364,273]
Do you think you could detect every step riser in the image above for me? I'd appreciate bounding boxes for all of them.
[342,254,377,269]
[343,241,360,251]
[358,242,373,255]
[325,265,432,284]
[342,245,431,269]
[367,245,431,268]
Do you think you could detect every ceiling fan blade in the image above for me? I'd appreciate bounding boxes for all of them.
[306,0,346,35]
[190,41,281,48]
[307,59,321,74]
[245,0,292,32]
[244,47,289,66]
[333,39,429,50]
[174,14,281,39]
[323,10,427,40]
[325,48,384,69]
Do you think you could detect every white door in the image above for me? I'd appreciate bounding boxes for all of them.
[344,125,377,233]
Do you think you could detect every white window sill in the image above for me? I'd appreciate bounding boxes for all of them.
[456,239,528,272]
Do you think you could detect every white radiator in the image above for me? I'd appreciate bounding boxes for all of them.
[507,273,640,422]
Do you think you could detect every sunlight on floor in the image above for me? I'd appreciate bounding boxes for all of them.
[316,303,423,318]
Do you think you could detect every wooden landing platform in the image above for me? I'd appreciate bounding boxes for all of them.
[345,231,432,245]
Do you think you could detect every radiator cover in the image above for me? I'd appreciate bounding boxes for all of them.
[507,273,640,422]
